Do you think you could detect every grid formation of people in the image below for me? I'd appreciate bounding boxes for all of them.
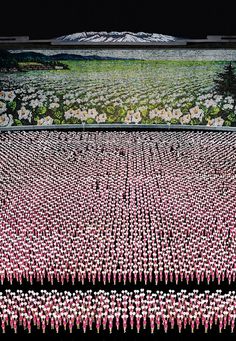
[0,130,235,333]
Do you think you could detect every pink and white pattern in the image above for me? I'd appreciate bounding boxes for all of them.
[0,289,235,334]
[0,130,235,285]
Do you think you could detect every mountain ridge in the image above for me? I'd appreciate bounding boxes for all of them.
[10,51,137,61]
[56,31,177,43]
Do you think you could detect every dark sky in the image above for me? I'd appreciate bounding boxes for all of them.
[1,0,235,39]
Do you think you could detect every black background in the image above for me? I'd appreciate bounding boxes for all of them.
[0,0,236,39]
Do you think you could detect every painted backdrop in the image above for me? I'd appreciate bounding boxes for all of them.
[0,48,236,127]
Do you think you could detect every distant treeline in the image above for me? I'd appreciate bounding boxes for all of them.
[0,49,18,68]
[0,49,70,70]
[0,49,136,68]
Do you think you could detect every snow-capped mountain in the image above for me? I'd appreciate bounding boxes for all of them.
[56,32,176,43]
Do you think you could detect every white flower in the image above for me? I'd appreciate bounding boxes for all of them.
[17,107,32,122]
[172,109,183,119]
[87,108,98,119]
[132,111,142,124]
[215,117,224,126]
[75,110,88,121]
[0,113,13,127]
[207,117,224,127]
[138,106,147,112]
[64,100,71,106]
[0,91,5,100]
[213,95,223,102]
[189,106,204,121]
[149,99,156,105]
[96,113,107,123]
[161,109,172,122]
[124,113,133,124]
[0,101,7,114]
[223,103,233,110]
[149,110,157,120]
[49,102,60,109]
[180,114,191,124]
[205,99,217,108]
[225,96,234,104]
[64,109,74,120]
[29,99,41,109]
[0,91,16,102]
[37,116,53,126]
[124,110,142,124]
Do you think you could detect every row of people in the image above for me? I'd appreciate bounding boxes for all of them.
[0,289,235,333]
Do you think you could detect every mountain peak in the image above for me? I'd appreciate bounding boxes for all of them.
[56,31,176,43]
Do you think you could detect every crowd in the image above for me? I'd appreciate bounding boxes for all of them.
[0,289,235,333]
[0,130,235,286]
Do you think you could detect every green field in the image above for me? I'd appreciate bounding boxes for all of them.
[0,60,236,127]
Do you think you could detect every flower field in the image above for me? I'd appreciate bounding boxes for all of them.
[1,59,236,127]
